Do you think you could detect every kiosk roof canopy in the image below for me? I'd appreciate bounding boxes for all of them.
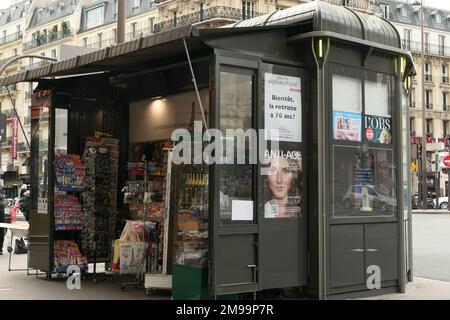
[230,1,401,49]
[0,2,403,87]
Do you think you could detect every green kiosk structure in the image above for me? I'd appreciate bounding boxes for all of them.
[0,2,415,299]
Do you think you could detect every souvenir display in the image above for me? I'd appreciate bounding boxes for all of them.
[55,153,85,191]
[82,137,120,260]
[54,240,88,273]
[172,165,209,268]
[54,194,84,231]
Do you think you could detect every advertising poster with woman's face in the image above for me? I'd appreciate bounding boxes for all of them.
[263,150,302,219]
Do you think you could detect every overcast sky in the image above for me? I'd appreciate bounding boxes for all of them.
[1,0,450,13]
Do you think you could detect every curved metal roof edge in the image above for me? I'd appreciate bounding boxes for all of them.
[345,6,402,49]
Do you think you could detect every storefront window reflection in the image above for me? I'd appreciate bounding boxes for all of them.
[333,146,397,217]
[331,68,397,219]
[31,91,51,215]
[219,71,254,225]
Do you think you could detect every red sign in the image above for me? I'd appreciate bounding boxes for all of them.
[12,116,18,161]
[444,156,450,168]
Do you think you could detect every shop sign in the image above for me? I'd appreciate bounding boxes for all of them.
[264,73,302,142]
[12,116,18,161]
[0,113,6,143]
[411,136,450,145]
[364,115,392,144]
[333,111,362,142]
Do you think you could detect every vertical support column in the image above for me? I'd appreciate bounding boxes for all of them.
[312,37,330,300]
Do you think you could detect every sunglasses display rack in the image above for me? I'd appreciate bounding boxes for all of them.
[81,137,120,263]
[171,164,209,269]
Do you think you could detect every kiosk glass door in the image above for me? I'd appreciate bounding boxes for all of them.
[210,60,308,296]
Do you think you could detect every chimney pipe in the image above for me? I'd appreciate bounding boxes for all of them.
[117,0,125,44]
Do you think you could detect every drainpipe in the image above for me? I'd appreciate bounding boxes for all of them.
[117,0,126,44]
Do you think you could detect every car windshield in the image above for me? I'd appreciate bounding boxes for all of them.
[374,187,389,197]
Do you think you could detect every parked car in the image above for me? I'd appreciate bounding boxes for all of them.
[342,185,396,212]
[433,197,450,210]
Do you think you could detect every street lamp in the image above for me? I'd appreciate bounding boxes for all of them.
[412,0,428,210]
[0,55,57,151]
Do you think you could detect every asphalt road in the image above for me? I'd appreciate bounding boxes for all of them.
[413,214,450,282]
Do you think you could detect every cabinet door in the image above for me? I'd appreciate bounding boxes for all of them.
[330,225,365,288]
[365,223,398,282]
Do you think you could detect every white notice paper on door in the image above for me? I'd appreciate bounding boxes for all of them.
[231,200,254,221]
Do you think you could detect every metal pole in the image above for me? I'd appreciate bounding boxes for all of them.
[183,39,208,131]
[117,0,126,44]
[420,0,428,210]
[436,151,440,207]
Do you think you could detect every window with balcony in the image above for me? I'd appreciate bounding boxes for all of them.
[379,3,391,19]
[97,33,103,48]
[404,29,411,50]
[242,1,255,20]
[149,18,154,34]
[113,0,117,19]
[85,5,104,30]
[439,35,446,56]
[410,88,416,108]
[132,0,140,14]
[130,23,137,39]
[425,33,430,53]
[399,6,408,17]
[443,65,448,83]
[443,92,449,111]
[426,119,433,137]
[425,63,432,81]
[426,90,433,109]
[173,11,177,27]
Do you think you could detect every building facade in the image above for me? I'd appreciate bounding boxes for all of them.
[372,0,450,198]
[0,0,387,199]
[0,0,33,198]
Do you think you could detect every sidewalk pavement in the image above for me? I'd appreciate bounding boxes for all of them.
[412,210,450,214]
[364,277,450,300]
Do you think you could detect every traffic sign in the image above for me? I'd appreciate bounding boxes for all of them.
[444,155,450,168]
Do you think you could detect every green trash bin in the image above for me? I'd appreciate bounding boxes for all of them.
[172,264,238,300]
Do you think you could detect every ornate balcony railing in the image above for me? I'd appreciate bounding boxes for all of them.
[154,6,264,33]
[0,32,23,46]
[23,29,73,51]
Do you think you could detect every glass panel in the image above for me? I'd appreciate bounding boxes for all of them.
[172,164,209,268]
[55,109,68,153]
[332,145,397,218]
[333,75,362,113]
[333,75,362,142]
[31,91,51,215]
[364,74,394,145]
[219,71,253,225]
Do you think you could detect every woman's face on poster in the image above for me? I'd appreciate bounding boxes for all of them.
[268,157,293,200]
